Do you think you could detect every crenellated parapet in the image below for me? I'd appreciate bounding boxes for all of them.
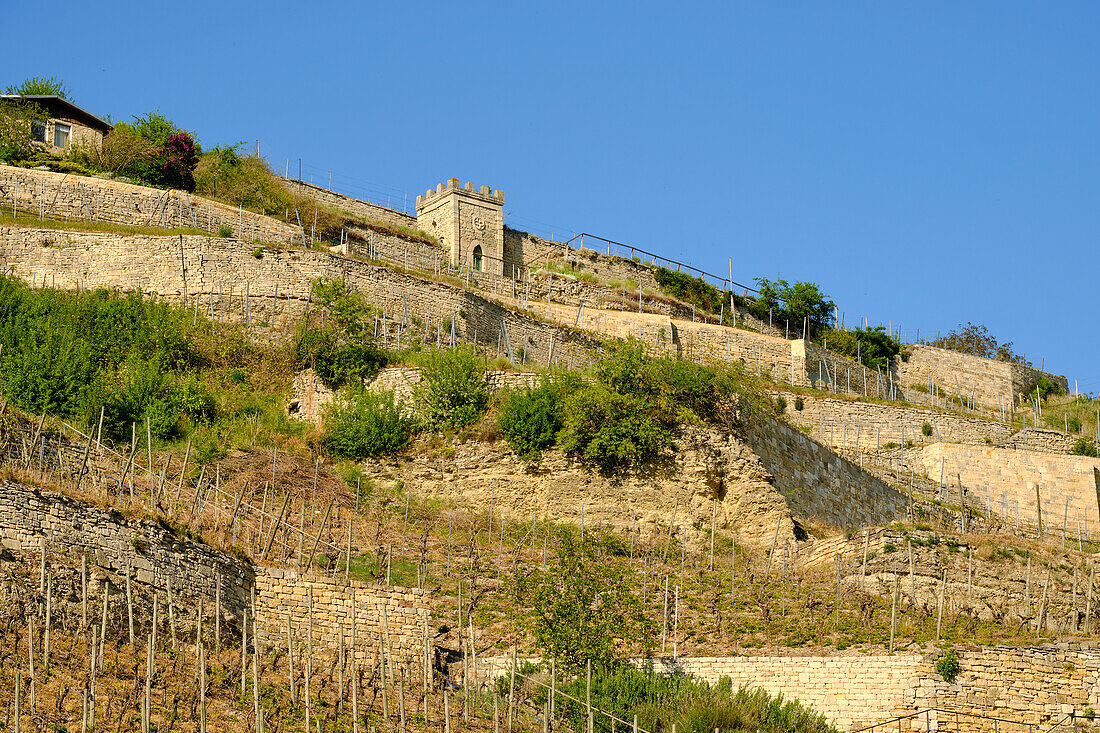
[415,178,505,275]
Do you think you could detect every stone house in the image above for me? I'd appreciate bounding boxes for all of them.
[1,94,112,153]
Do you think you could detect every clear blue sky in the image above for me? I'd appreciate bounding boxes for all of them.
[3,2,1098,390]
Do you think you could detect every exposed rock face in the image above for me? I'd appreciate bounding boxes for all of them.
[358,425,799,552]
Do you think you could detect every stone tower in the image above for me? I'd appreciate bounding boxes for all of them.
[416,178,505,275]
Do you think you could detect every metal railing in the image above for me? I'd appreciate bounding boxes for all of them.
[564,232,762,295]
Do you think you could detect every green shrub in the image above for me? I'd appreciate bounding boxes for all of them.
[120,112,200,191]
[323,389,413,460]
[922,422,933,436]
[0,277,200,439]
[496,379,571,461]
[294,278,385,388]
[554,664,836,733]
[794,396,804,411]
[1036,376,1064,399]
[217,224,233,238]
[295,326,385,389]
[775,395,787,413]
[936,649,960,682]
[555,340,755,473]
[559,387,672,473]
[819,326,900,370]
[252,247,264,259]
[653,267,725,314]
[413,346,489,430]
[1071,438,1099,457]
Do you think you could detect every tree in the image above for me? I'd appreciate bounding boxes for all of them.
[6,76,70,99]
[509,530,653,671]
[819,326,900,370]
[930,322,1029,365]
[0,98,47,161]
[752,278,835,336]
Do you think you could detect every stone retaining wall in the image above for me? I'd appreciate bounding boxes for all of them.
[744,416,909,529]
[780,394,1012,451]
[0,226,598,369]
[0,479,253,614]
[279,178,418,231]
[897,345,1067,412]
[0,164,303,244]
[918,443,1100,534]
[0,477,432,669]
[254,568,431,669]
[480,645,1100,733]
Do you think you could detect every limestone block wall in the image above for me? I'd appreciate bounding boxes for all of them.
[653,654,921,731]
[481,645,1100,733]
[0,164,303,244]
[254,568,431,669]
[1011,362,1071,405]
[781,394,1013,451]
[503,227,565,275]
[0,477,432,669]
[896,345,1067,411]
[345,224,443,272]
[0,226,598,369]
[919,443,1100,534]
[744,415,909,529]
[1003,428,1081,454]
[919,645,1100,731]
[0,479,253,615]
[364,367,542,407]
[280,178,418,230]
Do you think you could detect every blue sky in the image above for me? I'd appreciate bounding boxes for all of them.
[3,1,1098,390]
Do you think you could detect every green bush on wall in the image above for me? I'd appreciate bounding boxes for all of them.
[413,345,489,430]
[323,388,413,460]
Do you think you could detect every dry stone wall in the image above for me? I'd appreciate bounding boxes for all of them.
[0,477,431,669]
[0,164,303,244]
[481,645,1100,733]
[280,178,418,230]
[781,394,1013,451]
[918,443,1100,534]
[0,226,598,369]
[254,568,431,668]
[0,479,253,615]
[897,345,1067,411]
[744,415,909,529]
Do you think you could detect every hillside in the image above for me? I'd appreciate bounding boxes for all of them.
[0,162,1097,733]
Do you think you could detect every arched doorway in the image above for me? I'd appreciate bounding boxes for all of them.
[472,244,484,272]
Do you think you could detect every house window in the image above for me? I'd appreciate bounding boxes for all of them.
[53,123,70,148]
[472,244,483,272]
[31,121,46,143]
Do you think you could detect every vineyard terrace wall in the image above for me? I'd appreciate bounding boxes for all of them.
[0,226,598,369]
[481,645,1100,733]
[0,478,430,668]
[917,443,1100,535]
[744,415,909,530]
[0,164,303,243]
[279,177,418,230]
[897,344,1068,411]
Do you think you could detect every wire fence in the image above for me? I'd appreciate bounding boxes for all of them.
[856,708,1077,733]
